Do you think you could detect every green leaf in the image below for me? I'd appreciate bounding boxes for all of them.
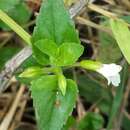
[32,0,80,45]
[34,41,84,66]
[122,115,130,130]
[106,63,128,130]
[19,56,41,69]
[31,0,80,65]
[78,75,112,114]
[52,42,84,66]
[0,2,31,30]
[32,46,50,65]
[62,116,76,130]
[32,0,80,65]
[31,75,78,130]
[0,47,20,70]
[0,0,20,11]
[78,112,104,130]
[34,39,58,57]
[97,19,122,63]
[121,15,130,24]
[8,2,31,25]
[110,19,130,64]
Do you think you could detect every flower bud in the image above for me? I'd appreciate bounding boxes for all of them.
[19,66,43,78]
[58,74,67,96]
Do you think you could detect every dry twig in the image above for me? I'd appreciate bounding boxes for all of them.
[0,85,25,130]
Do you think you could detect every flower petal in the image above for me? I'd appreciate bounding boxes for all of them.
[109,74,121,87]
[96,63,122,87]
[97,64,122,77]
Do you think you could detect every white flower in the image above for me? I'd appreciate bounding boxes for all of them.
[96,63,122,87]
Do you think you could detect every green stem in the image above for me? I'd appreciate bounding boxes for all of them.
[42,67,55,74]
[0,9,31,45]
[53,67,63,75]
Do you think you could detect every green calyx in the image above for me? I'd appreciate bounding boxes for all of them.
[19,66,55,78]
[79,60,102,71]
[19,66,43,78]
[58,73,67,96]
[54,67,67,96]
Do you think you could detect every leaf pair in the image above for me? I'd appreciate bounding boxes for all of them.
[31,0,81,66]
[34,39,84,66]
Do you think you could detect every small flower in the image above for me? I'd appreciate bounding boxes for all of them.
[96,64,122,87]
[79,60,122,87]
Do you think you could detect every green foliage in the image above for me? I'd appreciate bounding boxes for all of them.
[31,75,78,130]
[97,19,122,63]
[110,19,130,64]
[34,40,84,66]
[78,112,104,130]
[34,39,58,57]
[106,63,128,130]
[78,75,112,114]
[0,0,19,11]
[19,56,41,70]
[121,15,130,24]
[15,0,83,125]
[0,1,31,30]
[0,47,20,70]
[8,2,31,25]
[32,46,50,65]
[2,1,130,130]
[31,0,80,65]
[51,42,84,66]
[32,0,80,45]
[122,115,130,130]
[62,116,76,130]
